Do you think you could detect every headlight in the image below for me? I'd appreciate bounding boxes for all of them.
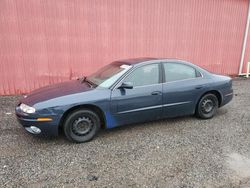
[20,103,36,114]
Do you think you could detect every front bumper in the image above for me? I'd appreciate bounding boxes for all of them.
[15,107,61,137]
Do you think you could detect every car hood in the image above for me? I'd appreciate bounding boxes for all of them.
[20,80,93,106]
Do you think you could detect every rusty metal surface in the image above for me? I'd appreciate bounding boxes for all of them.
[0,0,249,95]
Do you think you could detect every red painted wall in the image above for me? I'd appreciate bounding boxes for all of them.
[0,0,249,95]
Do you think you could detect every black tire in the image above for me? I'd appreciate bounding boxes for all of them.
[196,93,219,119]
[63,109,100,143]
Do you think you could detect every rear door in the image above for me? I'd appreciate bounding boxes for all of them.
[110,63,163,126]
[162,62,206,117]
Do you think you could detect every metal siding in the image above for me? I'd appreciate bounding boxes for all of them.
[0,0,248,95]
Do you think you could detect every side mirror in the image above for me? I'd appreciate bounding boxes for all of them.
[118,82,133,89]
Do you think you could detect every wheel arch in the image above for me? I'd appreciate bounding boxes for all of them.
[59,104,106,130]
[198,90,223,107]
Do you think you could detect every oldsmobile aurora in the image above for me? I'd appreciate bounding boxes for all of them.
[16,58,233,142]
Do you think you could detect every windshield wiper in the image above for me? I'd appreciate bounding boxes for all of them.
[84,77,97,88]
[77,77,86,83]
[77,76,97,88]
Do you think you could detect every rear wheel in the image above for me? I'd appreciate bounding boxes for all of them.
[63,109,100,143]
[196,93,219,119]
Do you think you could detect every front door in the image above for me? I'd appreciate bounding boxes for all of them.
[111,63,163,126]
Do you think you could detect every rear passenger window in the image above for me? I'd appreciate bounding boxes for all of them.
[164,63,199,82]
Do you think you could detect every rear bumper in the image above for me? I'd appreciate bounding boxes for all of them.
[221,91,233,107]
[16,108,60,137]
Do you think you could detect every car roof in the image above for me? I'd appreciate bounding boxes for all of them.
[116,57,159,65]
[115,58,209,75]
[116,57,190,65]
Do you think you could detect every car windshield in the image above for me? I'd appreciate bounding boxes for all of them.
[86,62,132,88]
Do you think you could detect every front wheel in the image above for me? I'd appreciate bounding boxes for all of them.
[63,109,100,143]
[196,93,219,119]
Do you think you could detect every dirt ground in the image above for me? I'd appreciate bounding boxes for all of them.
[0,79,250,187]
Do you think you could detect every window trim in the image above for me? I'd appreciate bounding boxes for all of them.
[113,63,161,90]
[162,62,203,83]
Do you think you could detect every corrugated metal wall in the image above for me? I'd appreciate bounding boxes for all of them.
[0,0,249,95]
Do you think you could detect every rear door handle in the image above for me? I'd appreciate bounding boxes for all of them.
[195,85,203,89]
[151,91,162,95]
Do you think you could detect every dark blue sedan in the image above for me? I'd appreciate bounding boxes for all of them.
[16,58,233,142]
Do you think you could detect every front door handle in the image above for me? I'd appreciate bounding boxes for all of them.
[195,85,203,89]
[151,91,162,95]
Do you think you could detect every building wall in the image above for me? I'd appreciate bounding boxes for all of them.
[0,0,249,95]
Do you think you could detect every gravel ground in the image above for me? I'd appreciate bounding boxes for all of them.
[0,79,250,187]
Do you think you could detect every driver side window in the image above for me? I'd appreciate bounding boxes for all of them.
[124,64,159,87]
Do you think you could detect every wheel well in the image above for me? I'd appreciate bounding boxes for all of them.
[200,90,222,107]
[59,104,106,130]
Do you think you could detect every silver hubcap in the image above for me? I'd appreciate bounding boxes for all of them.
[72,117,93,136]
